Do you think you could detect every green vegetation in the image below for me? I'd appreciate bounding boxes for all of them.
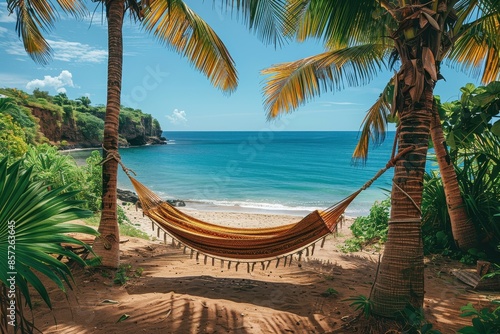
[85,210,149,240]
[342,83,500,265]
[423,83,500,262]
[113,264,144,285]
[0,87,162,149]
[0,113,28,163]
[341,198,390,252]
[395,305,442,334]
[321,287,339,298]
[76,111,104,141]
[458,301,500,334]
[0,156,99,332]
[23,145,103,212]
[344,295,373,319]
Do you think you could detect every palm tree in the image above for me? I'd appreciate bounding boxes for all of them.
[8,0,238,268]
[355,81,479,252]
[430,105,477,250]
[247,0,499,316]
[90,0,238,268]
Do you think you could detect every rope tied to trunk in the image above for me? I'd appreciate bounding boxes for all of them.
[99,146,136,177]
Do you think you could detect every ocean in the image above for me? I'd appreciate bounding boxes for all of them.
[88,131,396,217]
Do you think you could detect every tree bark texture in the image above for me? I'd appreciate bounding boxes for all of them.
[430,108,477,250]
[371,86,434,317]
[93,0,124,268]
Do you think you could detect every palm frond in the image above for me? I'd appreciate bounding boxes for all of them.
[286,0,391,48]
[352,79,393,163]
[219,0,290,47]
[143,0,238,93]
[262,43,391,118]
[7,0,86,64]
[55,0,87,16]
[448,2,500,83]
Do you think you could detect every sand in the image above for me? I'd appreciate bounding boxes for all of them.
[29,204,499,334]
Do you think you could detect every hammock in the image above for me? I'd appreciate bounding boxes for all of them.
[122,147,411,264]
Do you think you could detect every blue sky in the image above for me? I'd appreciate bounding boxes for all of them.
[0,1,483,132]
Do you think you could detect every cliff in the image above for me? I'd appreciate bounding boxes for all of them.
[0,88,165,149]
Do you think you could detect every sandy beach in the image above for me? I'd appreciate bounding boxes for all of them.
[31,203,499,334]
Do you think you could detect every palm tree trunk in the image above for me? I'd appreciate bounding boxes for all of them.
[430,106,477,250]
[93,0,124,268]
[371,86,433,317]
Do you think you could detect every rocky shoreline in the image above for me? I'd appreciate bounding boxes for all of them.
[117,188,185,207]
[58,136,167,151]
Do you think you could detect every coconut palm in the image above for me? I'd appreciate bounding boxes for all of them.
[356,82,478,252]
[7,0,238,267]
[430,105,478,250]
[246,0,499,316]
[90,0,238,268]
[0,157,98,333]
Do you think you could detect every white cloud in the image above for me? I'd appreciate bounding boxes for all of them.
[166,109,187,124]
[2,40,25,57]
[26,70,75,93]
[47,39,107,63]
[0,38,107,63]
[0,26,7,35]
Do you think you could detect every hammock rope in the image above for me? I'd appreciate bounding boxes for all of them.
[115,146,414,266]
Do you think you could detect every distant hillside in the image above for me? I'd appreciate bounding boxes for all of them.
[0,88,165,151]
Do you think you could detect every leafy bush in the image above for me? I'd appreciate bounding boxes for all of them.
[0,157,99,332]
[118,205,131,224]
[422,82,500,261]
[76,112,104,141]
[458,133,500,257]
[0,98,37,144]
[24,146,103,212]
[396,304,442,334]
[24,144,81,188]
[0,113,29,163]
[341,198,390,252]
[77,150,103,212]
[458,301,500,334]
[437,134,499,259]
[63,105,74,119]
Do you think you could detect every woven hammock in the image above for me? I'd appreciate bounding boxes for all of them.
[123,147,411,264]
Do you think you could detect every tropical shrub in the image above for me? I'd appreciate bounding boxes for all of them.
[23,144,81,188]
[458,301,500,334]
[23,146,103,213]
[458,133,500,258]
[421,170,455,256]
[341,198,390,252]
[422,82,500,260]
[0,157,99,333]
[396,304,442,334]
[76,112,104,142]
[77,150,103,212]
[0,114,28,163]
[0,98,37,144]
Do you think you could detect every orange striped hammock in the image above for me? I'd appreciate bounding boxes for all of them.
[124,148,408,265]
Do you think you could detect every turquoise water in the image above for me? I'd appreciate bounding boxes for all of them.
[110,131,396,217]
